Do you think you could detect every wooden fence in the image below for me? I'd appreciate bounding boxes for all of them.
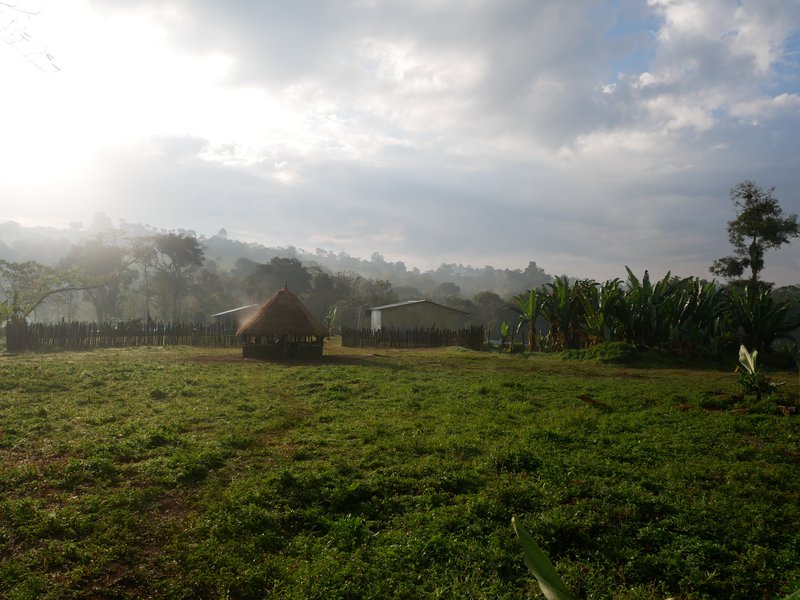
[4,321,241,352]
[341,325,484,351]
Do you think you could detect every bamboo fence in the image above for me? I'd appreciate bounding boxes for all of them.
[5,321,240,352]
[341,325,484,350]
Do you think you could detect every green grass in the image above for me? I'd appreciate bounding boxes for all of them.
[1,341,798,599]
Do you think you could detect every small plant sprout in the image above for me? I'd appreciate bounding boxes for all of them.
[324,305,338,336]
[500,321,511,352]
[738,344,758,375]
[737,345,783,400]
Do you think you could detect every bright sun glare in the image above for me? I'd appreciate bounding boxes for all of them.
[0,0,300,199]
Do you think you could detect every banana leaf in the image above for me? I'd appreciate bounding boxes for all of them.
[512,516,579,600]
[739,345,758,375]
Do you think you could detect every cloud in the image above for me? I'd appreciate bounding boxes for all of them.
[730,92,800,121]
[6,0,800,286]
[86,1,799,154]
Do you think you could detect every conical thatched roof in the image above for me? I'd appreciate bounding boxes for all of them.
[236,287,328,338]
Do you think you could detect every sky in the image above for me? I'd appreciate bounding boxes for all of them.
[1,0,799,284]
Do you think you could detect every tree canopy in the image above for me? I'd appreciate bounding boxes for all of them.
[151,233,206,321]
[61,235,135,322]
[0,260,96,322]
[710,180,799,287]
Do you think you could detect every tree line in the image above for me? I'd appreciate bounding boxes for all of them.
[1,180,798,356]
[0,230,523,333]
[0,220,554,301]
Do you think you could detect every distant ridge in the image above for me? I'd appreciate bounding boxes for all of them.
[0,218,554,299]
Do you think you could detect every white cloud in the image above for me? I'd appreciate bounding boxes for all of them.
[646,94,716,132]
[2,0,800,284]
[730,93,800,121]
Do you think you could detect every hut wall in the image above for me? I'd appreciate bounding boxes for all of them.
[242,336,323,360]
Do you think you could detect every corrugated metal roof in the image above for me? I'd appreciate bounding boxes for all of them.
[210,304,259,318]
[367,299,469,314]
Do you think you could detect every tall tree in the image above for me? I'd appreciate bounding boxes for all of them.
[0,259,104,350]
[62,235,134,322]
[0,259,107,322]
[186,266,238,321]
[150,233,205,321]
[130,237,158,322]
[710,181,799,288]
[244,257,312,301]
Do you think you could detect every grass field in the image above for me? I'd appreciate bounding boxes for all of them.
[1,340,799,599]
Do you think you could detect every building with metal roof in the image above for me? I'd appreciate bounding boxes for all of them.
[366,299,468,331]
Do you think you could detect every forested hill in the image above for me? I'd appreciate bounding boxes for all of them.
[0,219,553,300]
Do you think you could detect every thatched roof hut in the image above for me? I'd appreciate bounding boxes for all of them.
[236,286,327,359]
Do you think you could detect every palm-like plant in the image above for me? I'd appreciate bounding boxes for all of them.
[541,276,586,350]
[726,285,800,353]
[737,345,778,400]
[512,289,542,352]
[512,517,578,600]
[579,278,622,345]
[617,268,682,348]
[671,278,727,350]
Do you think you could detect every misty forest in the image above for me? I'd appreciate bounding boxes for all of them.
[0,216,551,330]
[2,179,800,359]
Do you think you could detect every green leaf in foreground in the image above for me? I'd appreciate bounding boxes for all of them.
[512,516,579,600]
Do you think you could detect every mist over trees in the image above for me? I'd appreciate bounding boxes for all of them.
[2,204,798,356]
[61,234,134,322]
[0,217,552,329]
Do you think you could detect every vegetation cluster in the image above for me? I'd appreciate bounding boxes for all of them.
[505,271,800,362]
[501,180,800,366]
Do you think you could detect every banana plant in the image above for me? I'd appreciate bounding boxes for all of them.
[541,276,586,350]
[500,320,511,352]
[513,289,543,352]
[579,278,622,344]
[738,345,783,400]
[670,278,727,349]
[617,268,682,348]
[726,285,800,354]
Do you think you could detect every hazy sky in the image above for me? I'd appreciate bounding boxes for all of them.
[1,0,799,284]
